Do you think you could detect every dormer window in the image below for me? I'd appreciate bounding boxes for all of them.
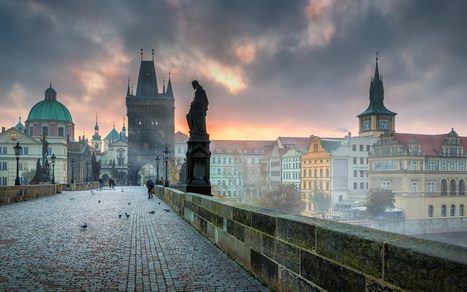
[362,120,370,131]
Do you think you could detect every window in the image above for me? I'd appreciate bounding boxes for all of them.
[450,179,457,195]
[58,127,64,137]
[319,169,323,177]
[42,126,48,136]
[460,162,465,171]
[0,162,7,170]
[460,204,464,216]
[359,145,363,151]
[1,177,7,186]
[326,182,329,191]
[353,158,357,164]
[441,179,448,195]
[29,127,33,136]
[353,170,357,178]
[22,147,28,155]
[2,147,7,154]
[339,195,343,202]
[360,170,364,177]
[360,157,364,164]
[352,145,356,151]
[410,160,417,170]
[326,169,329,177]
[381,181,391,190]
[441,205,447,217]
[428,205,433,217]
[366,145,370,152]
[450,204,456,216]
[427,161,435,171]
[411,181,418,193]
[427,182,435,193]
[360,182,364,189]
[314,169,317,177]
[459,179,465,195]
[353,182,357,189]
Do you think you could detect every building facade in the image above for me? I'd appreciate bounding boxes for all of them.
[369,130,467,220]
[126,50,175,185]
[281,148,303,190]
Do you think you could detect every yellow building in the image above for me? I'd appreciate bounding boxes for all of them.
[369,129,467,220]
[301,136,341,211]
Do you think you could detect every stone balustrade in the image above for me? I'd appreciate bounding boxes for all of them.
[155,186,467,292]
[0,184,63,205]
[63,181,99,191]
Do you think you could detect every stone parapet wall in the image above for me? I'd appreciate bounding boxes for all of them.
[63,182,99,191]
[0,184,63,205]
[155,186,467,292]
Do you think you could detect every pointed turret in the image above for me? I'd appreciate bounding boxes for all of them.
[166,70,174,98]
[92,113,101,140]
[135,49,158,97]
[127,76,131,96]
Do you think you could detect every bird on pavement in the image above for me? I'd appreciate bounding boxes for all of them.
[128,202,131,205]
[98,200,101,203]
[118,214,122,218]
[163,209,170,212]
[158,202,160,205]
[80,223,88,229]
[126,214,130,218]
[149,211,155,214]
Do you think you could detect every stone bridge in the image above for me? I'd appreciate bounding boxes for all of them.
[0,185,466,291]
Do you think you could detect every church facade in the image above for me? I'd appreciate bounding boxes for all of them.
[126,50,175,185]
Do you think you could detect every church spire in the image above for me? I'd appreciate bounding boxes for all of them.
[93,113,101,140]
[136,49,158,97]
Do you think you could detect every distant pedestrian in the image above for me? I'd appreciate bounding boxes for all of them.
[149,180,154,199]
[159,177,164,187]
[99,178,104,190]
[146,179,153,199]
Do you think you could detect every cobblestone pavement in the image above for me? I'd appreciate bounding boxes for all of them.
[0,186,268,291]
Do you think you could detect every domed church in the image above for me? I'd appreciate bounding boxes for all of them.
[25,84,75,141]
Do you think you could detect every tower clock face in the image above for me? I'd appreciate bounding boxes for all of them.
[379,119,389,130]
[362,120,370,130]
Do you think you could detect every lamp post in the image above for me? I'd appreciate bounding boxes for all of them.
[85,160,89,182]
[71,158,75,183]
[163,147,170,187]
[155,155,161,185]
[51,153,56,184]
[13,142,22,185]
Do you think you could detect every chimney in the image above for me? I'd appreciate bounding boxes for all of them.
[1,127,5,133]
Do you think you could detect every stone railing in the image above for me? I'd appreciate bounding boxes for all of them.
[155,186,467,292]
[63,181,99,191]
[0,184,63,205]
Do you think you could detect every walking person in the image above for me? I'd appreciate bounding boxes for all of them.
[146,179,152,199]
[99,178,103,190]
[149,180,155,199]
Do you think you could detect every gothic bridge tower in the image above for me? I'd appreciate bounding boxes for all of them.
[126,49,175,185]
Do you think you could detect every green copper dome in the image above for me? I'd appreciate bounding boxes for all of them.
[27,85,73,123]
[27,100,73,122]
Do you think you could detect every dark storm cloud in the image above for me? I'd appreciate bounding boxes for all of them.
[0,0,466,139]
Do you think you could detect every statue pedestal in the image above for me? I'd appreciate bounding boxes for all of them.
[185,135,211,196]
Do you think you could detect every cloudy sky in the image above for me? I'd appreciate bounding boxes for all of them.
[1,0,466,140]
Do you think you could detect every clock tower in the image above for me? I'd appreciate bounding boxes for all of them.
[357,54,396,137]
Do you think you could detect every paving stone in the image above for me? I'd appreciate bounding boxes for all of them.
[0,186,267,291]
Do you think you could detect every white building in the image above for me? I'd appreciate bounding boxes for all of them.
[281,148,303,190]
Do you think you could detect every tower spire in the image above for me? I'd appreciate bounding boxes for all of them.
[152,49,154,61]
[127,76,130,96]
[166,68,174,98]
[140,48,143,61]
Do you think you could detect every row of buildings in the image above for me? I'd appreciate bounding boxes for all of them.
[173,57,466,225]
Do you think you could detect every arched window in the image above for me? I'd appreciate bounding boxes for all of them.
[326,169,329,178]
[450,179,457,195]
[320,169,323,177]
[459,179,465,196]
[450,204,456,216]
[441,204,447,217]
[460,204,464,217]
[428,205,433,218]
[441,179,448,195]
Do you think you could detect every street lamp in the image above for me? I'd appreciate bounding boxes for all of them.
[163,147,170,187]
[85,160,89,182]
[51,153,56,184]
[13,142,22,185]
[155,155,161,185]
[71,158,75,183]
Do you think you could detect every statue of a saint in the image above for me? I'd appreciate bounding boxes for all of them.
[41,134,49,165]
[186,80,209,138]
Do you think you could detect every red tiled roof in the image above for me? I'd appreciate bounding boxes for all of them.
[394,132,467,156]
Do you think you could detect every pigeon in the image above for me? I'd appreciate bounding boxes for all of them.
[80,223,88,229]
[126,214,130,218]
[118,214,122,218]
[163,209,170,212]
[98,200,101,203]
[128,202,131,205]
[149,211,155,214]
[158,202,160,205]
